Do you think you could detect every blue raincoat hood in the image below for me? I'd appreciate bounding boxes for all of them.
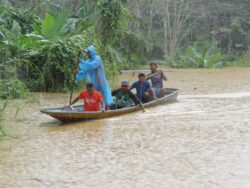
[86,45,96,59]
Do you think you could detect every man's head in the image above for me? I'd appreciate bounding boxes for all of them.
[86,50,92,59]
[86,83,94,94]
[85,45,96,59]
[150,62,158,72]
[121,80,129,91]
[138,73,146,83]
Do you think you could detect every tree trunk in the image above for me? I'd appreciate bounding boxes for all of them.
[163,0,169,56]
[163,0,190,58]
[147,0,155,40]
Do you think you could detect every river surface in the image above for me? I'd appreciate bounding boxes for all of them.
[1,68,250,188]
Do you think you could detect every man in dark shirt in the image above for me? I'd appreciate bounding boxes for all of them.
[130,73,156,103]
[111,80,145,111]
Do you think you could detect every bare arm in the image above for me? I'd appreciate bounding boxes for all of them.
[130,91,145,112]
[146,73,151,80]
[69,96,80,106]
[150,88,157,99]
[161,70,167,81]
[129,82,136,91]
[138,103,145,111]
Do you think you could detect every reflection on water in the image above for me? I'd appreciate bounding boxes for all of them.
[1,68,250,188]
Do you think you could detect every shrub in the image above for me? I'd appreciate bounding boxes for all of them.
[234,49,250,67]
[165,41,225,68]
[0,101,7,137]
[0,78,29,99]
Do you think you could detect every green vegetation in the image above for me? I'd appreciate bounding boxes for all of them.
[0,1,129,95]
[125,0,250,68]
[0,0,250,99]
[165,40,225,68]
[0,102,7,137]
[234,49,250,67]
[0,78,28,99]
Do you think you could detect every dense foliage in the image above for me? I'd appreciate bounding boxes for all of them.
[0,102,7,137]
[0,3,103,94]
[126,0,250,67]
[0,78,28,99]
[1,0,250,98]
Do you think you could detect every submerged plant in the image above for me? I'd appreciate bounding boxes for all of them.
[25,93,40,104]
[14,102,24,121]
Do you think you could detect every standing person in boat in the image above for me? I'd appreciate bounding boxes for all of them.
[68,83,105,112]
[75,45,113,108]
[110,80,145,111]
[130,73,156,103]
[147,62,167,98]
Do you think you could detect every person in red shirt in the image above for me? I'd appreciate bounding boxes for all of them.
[68,83,105,112]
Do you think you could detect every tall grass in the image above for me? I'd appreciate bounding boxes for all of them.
[0,101,8,137]
[234,50,250,67]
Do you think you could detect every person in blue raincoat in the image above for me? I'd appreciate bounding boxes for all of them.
[76,45,113,107]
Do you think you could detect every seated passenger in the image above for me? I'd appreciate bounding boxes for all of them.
[110,80,145,111]
[68,83,105,112]
[147,63,167,98]
[130,73,156,103]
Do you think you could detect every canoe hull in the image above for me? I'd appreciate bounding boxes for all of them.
[40,88,179,123]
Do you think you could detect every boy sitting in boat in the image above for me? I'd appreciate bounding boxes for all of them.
[147,63,167,98]
[110,80,145,111]
[130,73,156,103]
[68,83,105,112]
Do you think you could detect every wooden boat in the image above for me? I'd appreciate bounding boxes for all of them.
[40,88,179,123]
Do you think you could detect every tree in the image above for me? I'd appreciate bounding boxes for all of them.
[98,0,124,48]
[163,0,190,57]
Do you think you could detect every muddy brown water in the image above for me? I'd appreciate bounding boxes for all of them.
[1,68,250,188]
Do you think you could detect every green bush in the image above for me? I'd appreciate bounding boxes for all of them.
[234,49,250,67]
[0,5,40,34]
[0,101,7,137]
[1,9,103,92]
[165,40,225,68]
[0,78,29,99]
[18,30,100,92]
[113,32,150,70]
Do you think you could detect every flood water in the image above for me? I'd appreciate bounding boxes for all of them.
[1,68,250,188]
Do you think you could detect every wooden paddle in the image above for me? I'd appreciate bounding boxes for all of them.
[69,52,81,105]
